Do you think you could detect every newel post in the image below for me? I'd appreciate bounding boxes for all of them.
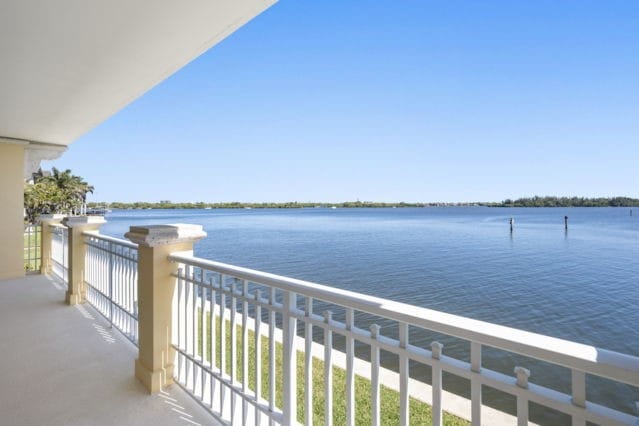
[125,224,206,394]
[62,216,106,305]
[38,214,64,275]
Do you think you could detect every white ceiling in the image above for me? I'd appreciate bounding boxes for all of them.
[0,0,276,147]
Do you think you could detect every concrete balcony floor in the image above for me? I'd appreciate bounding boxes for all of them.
[0,274,218,426]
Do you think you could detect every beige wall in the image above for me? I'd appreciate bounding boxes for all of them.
[0,143,25,280]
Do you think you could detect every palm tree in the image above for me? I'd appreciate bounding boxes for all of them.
[44,168,94,214]
[29,168,94,216]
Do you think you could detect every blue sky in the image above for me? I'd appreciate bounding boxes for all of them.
[46,1,639,203]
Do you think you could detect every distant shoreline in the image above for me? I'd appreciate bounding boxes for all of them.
[88,197,639,210]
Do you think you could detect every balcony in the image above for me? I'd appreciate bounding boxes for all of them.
[0,273,216,426]
[8,216,638,425]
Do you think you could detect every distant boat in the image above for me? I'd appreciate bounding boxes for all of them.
[245,207,252,210]
[86,206,111,215]
[204,207,212,210]
[331,206,337,209]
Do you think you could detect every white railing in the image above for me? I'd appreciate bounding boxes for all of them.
[50,224,68,286]
[23,223,41,273]
[84,231,139,345]
[168,252,639,426]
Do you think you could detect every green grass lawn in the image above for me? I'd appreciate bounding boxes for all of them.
[23,227,41,272]
[195,311,468,425]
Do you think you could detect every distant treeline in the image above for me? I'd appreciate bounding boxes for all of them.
[487,196,639,208]
[87,197,639,210]
[89,201,462,209]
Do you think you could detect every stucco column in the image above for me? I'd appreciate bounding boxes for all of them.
[125,224,206,394]
[38,214,65,275]
[62,216,106,305]
[0,143,26,280]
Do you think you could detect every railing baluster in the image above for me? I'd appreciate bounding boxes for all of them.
[514,366,530,426]
[399,322,409,426]
[282,291,298,425]
[201,271,207,400]
[119,250,124,328]
[470,341,482,426]
[370,324,381,426]
[101,241,106,312]
[112,242,117,327]
[324,310,333,426]
[185,265,193,389]
[210,275,216,409]
[98,241,102,304]
[571,369,586,426]
[183,267,190,383]
[191,266,198,395]
[219,274,226,419]
[128,252,134,339]
[94,241,99,309]
[27,225,31,269]
[62,228,67,284]
[231,280,237,383]
[345,308,355,426]
[431,342,444,426]
[116,251,121,329]
[255,290,263,425]
[242,279,249,425]
[116,247,121,328]
[230,280,237,422]
[111,246,115,323]
[304,297,313,426]
[122,248,127,331]
[107,243,111,318]
[30,225,33,269]
[123,251,127,335]
[113,246,118,325]
[108,241,113,328]
[134,250,139,342]
[87,241,91,296]
[26,225,29,270]
[202,282,211,406]
[214,275,218,369]
[177,267,184,383]
[268,287,276,426]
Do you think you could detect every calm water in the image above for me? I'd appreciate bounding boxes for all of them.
[101,207,639,422]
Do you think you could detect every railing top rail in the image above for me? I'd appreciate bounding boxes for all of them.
[83,230,138,249]
[168,252,639,387]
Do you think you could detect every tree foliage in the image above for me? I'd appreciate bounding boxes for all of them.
[24,168,94,223]
[86,196,639,211]
[489,196,639,207]
[88,201,431,210]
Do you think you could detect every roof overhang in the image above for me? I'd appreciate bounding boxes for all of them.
[0,0,276,153]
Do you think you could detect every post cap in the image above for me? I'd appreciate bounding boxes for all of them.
[125,224,207,247]
[431,341,444,359]
[37,214,65,224]
[62,215,106,228]
[514,366,531,388]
